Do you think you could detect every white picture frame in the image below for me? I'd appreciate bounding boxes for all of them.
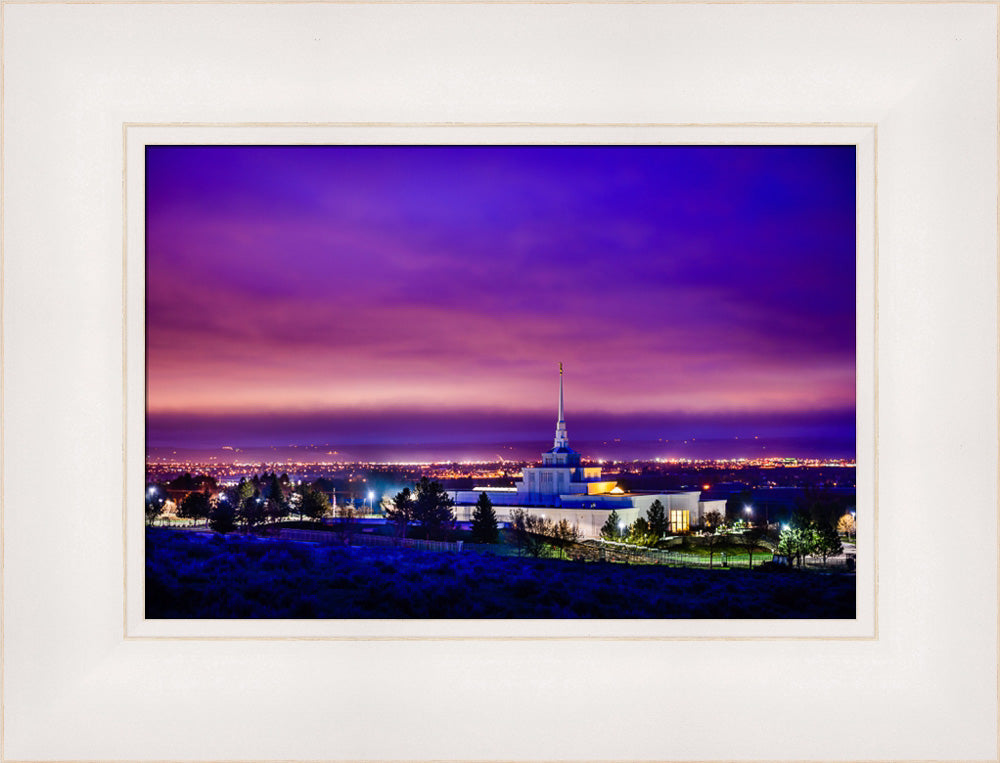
[3,2,997,761]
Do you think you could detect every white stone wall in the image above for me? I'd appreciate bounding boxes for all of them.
[698,499,728,524]
[449,489,711,539]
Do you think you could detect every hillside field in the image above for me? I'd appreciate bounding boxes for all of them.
[146,528,855,619]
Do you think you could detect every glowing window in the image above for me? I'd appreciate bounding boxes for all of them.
[670,510,689,533]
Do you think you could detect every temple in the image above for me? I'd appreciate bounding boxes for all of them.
[450,365,725,538]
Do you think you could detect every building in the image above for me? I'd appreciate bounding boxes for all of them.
[449,365,725,538]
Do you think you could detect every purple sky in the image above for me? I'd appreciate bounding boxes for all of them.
[146,145,855,454]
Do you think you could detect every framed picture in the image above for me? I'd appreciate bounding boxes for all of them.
[3,2,996,761]
[127,127,875,640]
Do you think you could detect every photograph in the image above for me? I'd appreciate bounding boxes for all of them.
[144,144,858,619]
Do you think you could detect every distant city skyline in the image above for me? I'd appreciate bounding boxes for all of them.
[146,145,856,455]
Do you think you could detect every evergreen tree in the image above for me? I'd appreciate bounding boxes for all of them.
[267,473,285,503]
[384,488,414,538]
[600,509,621,540]
[628,516,653,546]
[646,499,667,539]
[239,494,266,531]
[236,477,255,503]
[470,492,499,544]
[411,477,455,539]
[264,474,288,522]
[208,497,237,534]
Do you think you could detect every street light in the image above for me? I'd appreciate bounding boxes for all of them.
[618,520,626,540]
[744,504,753,525]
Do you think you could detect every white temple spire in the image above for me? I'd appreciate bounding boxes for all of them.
[554,362,569,449]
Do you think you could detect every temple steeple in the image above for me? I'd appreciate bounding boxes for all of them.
[553,362,569,449]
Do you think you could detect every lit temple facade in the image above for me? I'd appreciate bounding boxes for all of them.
[449,365,725,539]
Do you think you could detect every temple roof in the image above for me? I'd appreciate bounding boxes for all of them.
[546,446,580,455]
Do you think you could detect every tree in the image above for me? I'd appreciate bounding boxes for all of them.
[802,485,850,529]
[778,514,818,568]
[522,514,553,558]
[814,521,844,565]
[384,489,414,539]
[704,525,726,569]
[300,487,330,521]
[167,472,196,492]
[266,473,285,504]
[551,518,579,559]
[627,516,653,546]
[600,509,622,541]
[508,509,552,557]
[509,508,528,556]
[704,510,723,531]
[646,499,667,539]
[733,527,764,570]
[266,493,290,524]
[470,492,499,544]
[236,477,255,503]
[178,490,210,526]
[239,494,266,532]
[789,509,818,566]
[411,477,455,539]
[208,497,237,534]
[837,512,856,540]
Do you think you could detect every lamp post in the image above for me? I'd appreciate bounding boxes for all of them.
[366,490,375,516]
[744,504,753,528]
[850,510,856,543]
[618,520,626,540]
